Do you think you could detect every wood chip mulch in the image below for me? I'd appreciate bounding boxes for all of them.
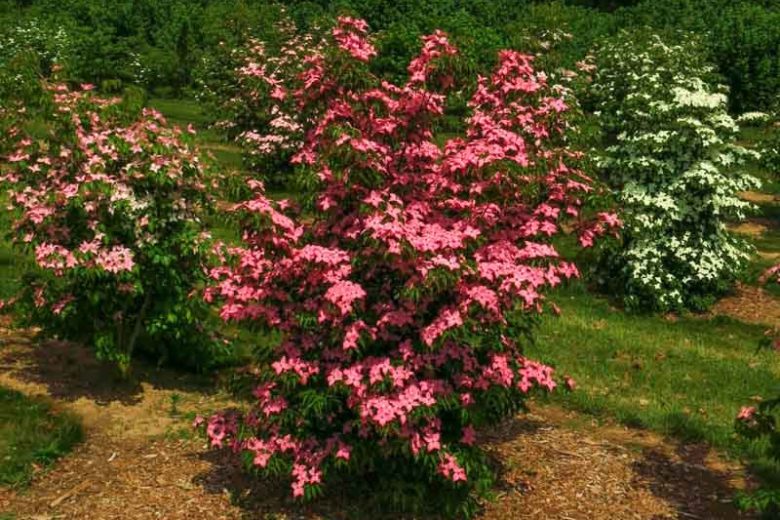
[711,283,780,328]
[0,407,755,520]
[1,435,244,520]
[480,408,753,520]
[0,320,759,520]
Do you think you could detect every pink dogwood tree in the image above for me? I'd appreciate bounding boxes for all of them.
[203,17,618,514]
[1,83,220,373]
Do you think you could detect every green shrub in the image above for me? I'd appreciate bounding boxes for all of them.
[505,1,617,73]
[707,3,780,114]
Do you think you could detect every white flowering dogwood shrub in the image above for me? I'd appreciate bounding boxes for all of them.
[0,83,222,373]
[0,20,72,73]
[588,31,760,311]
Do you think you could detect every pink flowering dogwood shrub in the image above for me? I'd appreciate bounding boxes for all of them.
[203,18,617,515]
[1,83,220,372]
[198,18,325,193]
[234,30,313,189]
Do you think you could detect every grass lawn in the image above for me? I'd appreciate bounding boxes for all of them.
[531,283,780,482]
[146,97,212,128]
[147,97,244,172]
[0,386,82,487]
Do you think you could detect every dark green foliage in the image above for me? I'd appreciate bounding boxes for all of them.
[505,1,617,72]
[5,0,780,112]
[623,0,780,112]
[2,0,285,95]
[710,3,780,113]
[760,128,780,178]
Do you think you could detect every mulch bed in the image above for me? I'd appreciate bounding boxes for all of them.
[0,408,754,519]
[711,283,780,328]
[0,320,757,520]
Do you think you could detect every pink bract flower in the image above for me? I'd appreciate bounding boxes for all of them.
[333,17,376,62]
[324,281,367,316]
[737,406,756,421]
[438,453,467,482]
[95,246,135,273]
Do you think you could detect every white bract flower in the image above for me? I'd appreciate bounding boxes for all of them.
[589,31,759,311]
[736,112,771,125]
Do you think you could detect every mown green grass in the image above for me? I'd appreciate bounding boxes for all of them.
[530,282,780,481]
[148,97,245,169]
[147,97,211,127]
[0,387,83,487]
[148,97,247,197]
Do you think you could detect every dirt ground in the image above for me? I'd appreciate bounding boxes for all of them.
[711,283,780,328]
[719,198,780,328]
[0,319,757,520]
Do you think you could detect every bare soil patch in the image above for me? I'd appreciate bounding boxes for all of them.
[731,220,770,237]
[739,191,779,205]
[711,283,780,328]
[0,319,235,439]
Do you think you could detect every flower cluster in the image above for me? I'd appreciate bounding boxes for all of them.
[332,16,376,62]
[197,17,325,191]
[204,19,615,512]
[233,30,314,175]
[1,83,217,372]
[588,31,760,311]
